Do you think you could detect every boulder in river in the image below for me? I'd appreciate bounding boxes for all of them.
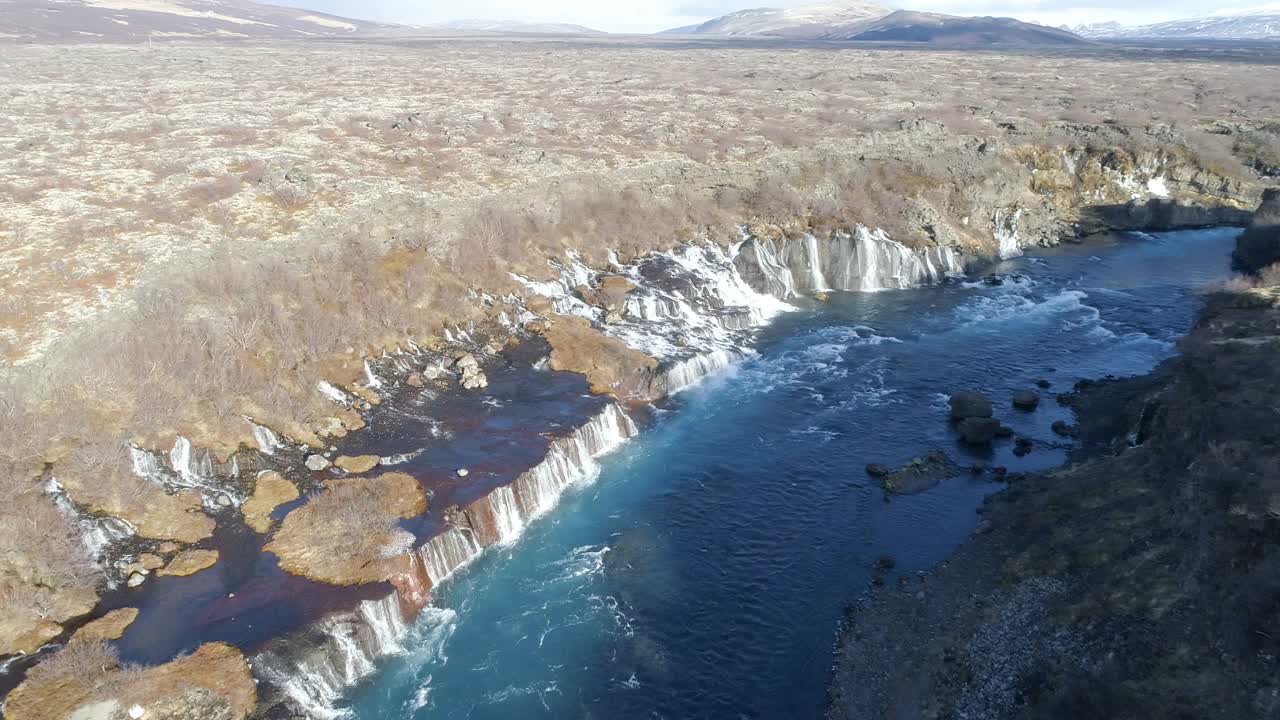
[1051,420,1079,438]
[1012,390,1041,410]
[949,391,993,420]
[957,417,1002,445]
[1014,437,1034,456]
[865,463,891,478]
[876,450,960,494]
[305,454,331,471]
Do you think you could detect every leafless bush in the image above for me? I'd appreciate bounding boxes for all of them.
[0,491,100,589]
[271,182,314,209]
[1183,130,1250,181]
[186,175,242,208]
[23,639,117,684]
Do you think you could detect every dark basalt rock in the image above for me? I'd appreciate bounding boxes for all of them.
[949,391,993,421]
[864,463,891,478]
[1012,389,1041,410]
[958,417,1002,445]
[1233,188,1280,274]
[877,450,960,494]
[1051,420,1079,438]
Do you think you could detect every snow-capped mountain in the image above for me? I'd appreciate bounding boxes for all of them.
[841,10,1088,45]
[663,2,1087,45]
[662,0,891,38]
[0,0,398,40]
[1071,13,1280,40]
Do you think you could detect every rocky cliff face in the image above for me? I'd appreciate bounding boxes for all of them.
[828,199,1280,720]
[1234,187,1280,273]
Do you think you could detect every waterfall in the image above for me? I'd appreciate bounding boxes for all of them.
[255,404,638,719]
[45,477,136,572]
[166,436,242,508]
[247,418,286,455]
[363,360,384,390]
[803,233,830,292]
[660,348,745,395]
[994,208,1023,259]
[488,486,524,545]
[520,241,791,367]
[318,380,353,408]
[463,404,637,549]
[170,437,216,484]
[735,227,963,297]
[417,526,483,585]
[253,593,409,720]
[734,235,797,299]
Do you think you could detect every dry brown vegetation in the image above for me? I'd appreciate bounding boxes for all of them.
[4,640,256,720]
[0,38,1276,667]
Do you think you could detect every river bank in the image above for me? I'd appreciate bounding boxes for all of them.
[828,201,1280,719]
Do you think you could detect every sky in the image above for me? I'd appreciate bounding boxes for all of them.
[271,0,1280,34]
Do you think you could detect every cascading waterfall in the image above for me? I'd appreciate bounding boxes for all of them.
[463,403,637,547]
[417,527,483,586]
[44,477,135,573]
[254,593,410,720]
[993,208,1024,260]
[132,437,243,508]
[255,404,637,719]
[247,418,287,455]
[735,226,964,296]
[803,233,830,292]
[660,348,746,396]
[517,241,793,393]
[825,227,964,291]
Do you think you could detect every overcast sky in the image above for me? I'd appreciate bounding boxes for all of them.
[272,0,1280,34]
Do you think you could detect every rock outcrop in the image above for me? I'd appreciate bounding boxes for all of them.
[157,549,219,577]
[240,471,300,533]
[1233,187,1280,273]
[545,316,659,399]
[265,472,426,586]
[949,391,994,420]
[70,608,138,643]
[5,641,255,720]
[874,450,960,494]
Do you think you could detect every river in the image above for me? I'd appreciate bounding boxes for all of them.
[343,227,1240,719]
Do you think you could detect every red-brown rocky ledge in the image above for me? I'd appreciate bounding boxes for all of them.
[266,472,427,585]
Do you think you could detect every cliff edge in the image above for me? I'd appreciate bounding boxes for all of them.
[829,203,1280,719]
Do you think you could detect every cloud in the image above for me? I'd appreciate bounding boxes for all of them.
[272,0,1249,33]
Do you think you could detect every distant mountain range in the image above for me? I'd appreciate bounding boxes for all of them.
[661,1,1088,45]
[663,1,890,38]
[0,0,397,40]
[432,19,604,35]
[1069,13,1280,40]
[3,0,1273,45]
